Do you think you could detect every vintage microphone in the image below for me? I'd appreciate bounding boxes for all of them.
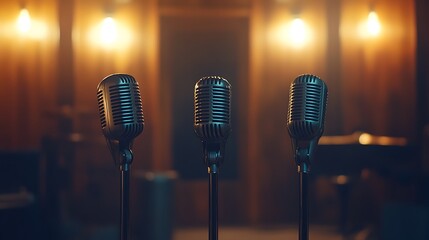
[97,73,144,240]
[287,74,328,240]
[194,76,231,240]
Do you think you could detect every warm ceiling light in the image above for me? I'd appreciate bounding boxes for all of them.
[358,10,382,39]
[287,17,311,48]
[88,16,133,50]
[16,8,32,33]
[289,18,307,46]
[100,17,118,45]
[367,11,381,36]
[276,17,311,49]
[14,8,48,40]
[88,16,133,51]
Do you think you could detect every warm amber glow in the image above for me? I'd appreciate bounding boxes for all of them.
[367,11,381,36]
[289,18,308,46]
[358,133,372,145]
[334,175,349,185]
[14,8,49,40]
[16,9,32,33]
[358,132,408,146]
[100,17,118,45]
[275,17,312,49]
[358,10,382,39]
[88,16,133,50]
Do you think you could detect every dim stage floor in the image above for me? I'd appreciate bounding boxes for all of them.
[173,225,343,240]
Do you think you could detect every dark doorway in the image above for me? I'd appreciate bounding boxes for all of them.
[160,15,249,179]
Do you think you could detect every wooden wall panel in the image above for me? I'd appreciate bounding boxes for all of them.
[158,8,250,225]
[69,0,163,225]
[340,0,416,138]
[246,0,416,225]
[416,0,429,172]
[0,0,58,149]
[159,0,250,8]
[72,0,162,170]
[247,0,330,224]
[0,0,419,230]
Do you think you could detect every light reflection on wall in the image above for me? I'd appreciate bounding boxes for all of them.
[367,11,381,36]
[16,8,31,33]
[0,7,52,41]
[87,16,133,51]
[99,17,117,45]
[15,8,49,40]
[358,10,382,39]
[272,16,313,49]
[287,17,312,48]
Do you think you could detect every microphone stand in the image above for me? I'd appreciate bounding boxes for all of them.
[296,148,311,240]
[208,163,219,240]
[204,142,224,240]
[118,149,133,240]
[299,166,309,240]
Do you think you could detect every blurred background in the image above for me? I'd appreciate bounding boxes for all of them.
[1,0,428,239]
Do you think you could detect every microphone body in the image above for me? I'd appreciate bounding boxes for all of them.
[287,74,328,173]
[97,73,144,240]
[194,76,231,169]
[194,76,230,240]
[97,73,144,169]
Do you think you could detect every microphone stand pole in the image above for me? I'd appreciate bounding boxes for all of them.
[298,166,309,240]
[208,163,219,240]
[119,149,133,240]
[296,149,310,240]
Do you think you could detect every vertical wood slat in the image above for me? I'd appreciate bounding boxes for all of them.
[0,0,58,149]
[0,0,419,226]
[416,0,429,171]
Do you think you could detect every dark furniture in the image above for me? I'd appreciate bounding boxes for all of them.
[0,150,41,240]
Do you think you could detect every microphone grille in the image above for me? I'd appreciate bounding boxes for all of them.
[97,89,107,129]
[194,76,231,140]
[287,74,328,139]
[97,74,144,141]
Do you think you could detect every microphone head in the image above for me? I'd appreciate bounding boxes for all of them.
[97,73,144,143]
[287,74,328,140]
[194,76,231,142]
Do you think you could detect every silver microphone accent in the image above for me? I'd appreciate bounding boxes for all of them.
[194,76,231,169]
[287,74,328,172]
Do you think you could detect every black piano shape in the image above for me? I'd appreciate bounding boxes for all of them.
[311,132,420,235]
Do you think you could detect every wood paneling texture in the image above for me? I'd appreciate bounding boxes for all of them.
[0,0,58,149]
[249,0,330,224]
[72,0,159,170]
[339,0,416,138]
[0,0,418,228]
[416,0,429,172]
[158,6,250,226]
[69,0,164,225]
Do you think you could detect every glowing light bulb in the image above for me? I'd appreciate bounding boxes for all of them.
[290,18,306,42]
[273,17,312,49]
[100,17,118,45]
[16,9,32,33]
[286,17,311,48]
[359,133,372,145]
[89,16,133,50]
[367,11,381,36]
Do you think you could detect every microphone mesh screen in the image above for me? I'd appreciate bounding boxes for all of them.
[97,74,144,141]
[287,74,327,139]
[194,76,231,139]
